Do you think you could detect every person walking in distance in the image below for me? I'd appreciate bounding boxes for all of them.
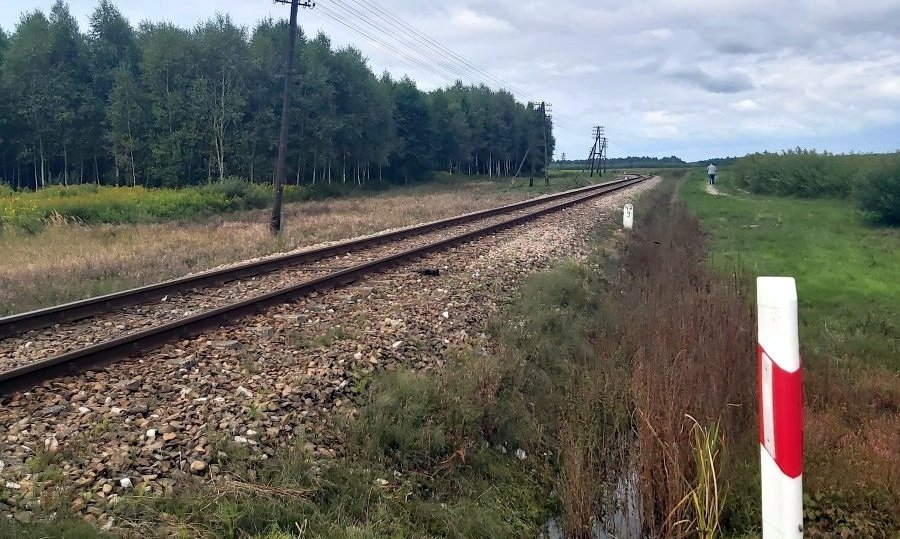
[707,163,718,185]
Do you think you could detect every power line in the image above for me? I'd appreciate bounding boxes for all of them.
[311,1,588,137]
[315,5,469,85]
[335,0,483,87]
[319,0,585,131]
[340,0,537,100]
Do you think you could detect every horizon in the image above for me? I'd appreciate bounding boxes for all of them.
[2,0,899,161]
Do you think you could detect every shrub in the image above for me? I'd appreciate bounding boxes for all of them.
[205,177,272,210]
[731,150,859,198]
[855,154,900,226]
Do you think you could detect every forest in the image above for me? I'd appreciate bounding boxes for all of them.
[0,1,555,191]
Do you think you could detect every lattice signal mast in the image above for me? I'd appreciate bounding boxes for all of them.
[587,126,607,177]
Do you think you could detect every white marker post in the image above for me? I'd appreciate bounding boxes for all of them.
[623,203,634,230]
[757,277,804,538]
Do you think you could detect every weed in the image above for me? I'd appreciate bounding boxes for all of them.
[0,518,117,539]
[608,181,756,537]
[244,402,264,422]
[729,149,900,225]
[667,417,726,539]
[313,326,353,348]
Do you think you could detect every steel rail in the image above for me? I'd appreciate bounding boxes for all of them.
[0,176,646,396]
[0,176,640,339]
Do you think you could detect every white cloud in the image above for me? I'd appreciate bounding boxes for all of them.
[733,99,762,112]
[447,8,514,34]
[874,78,900,99]
[642,27,674,40]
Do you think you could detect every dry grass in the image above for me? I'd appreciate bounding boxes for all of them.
[805,365,900,498]
[616,185,756,537]
[0,179,566,315]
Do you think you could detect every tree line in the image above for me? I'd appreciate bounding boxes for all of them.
[554,155,688,170]
[0,1,555,190]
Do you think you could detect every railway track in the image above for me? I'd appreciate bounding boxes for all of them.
[0,175,647,395]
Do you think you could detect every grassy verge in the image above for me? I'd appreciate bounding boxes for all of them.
[682,169,899,536]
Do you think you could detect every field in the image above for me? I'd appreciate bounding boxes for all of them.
[0,171,604,316]
[682,169,899,535]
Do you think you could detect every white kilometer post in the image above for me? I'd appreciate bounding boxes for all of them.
[757,277,804,538]
[623,203,634,230]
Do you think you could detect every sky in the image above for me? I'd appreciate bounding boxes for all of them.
[2,0,899,161]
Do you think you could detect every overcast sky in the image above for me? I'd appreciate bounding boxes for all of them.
[2,0,899,161]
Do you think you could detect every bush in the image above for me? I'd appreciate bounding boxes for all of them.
[731,149,859,198]
[205,177,272,210]
[856,154,900,226]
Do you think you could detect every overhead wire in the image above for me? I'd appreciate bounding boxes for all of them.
[320,2,483,87]
[310,1,590,144]
[335,0,483,88]
[338,1,593,132]
[341,0,537,101]
[314,5,468,85]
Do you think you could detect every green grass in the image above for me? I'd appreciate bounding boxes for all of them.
[683,170,899,371]
[0,179,357,232]
[0,519,117,539]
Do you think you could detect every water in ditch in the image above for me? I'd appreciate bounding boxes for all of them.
[539,471,644,539]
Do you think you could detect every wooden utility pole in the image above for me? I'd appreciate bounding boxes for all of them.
[600,136,608,175]
[270,0,315,235]
[540,102,550,186]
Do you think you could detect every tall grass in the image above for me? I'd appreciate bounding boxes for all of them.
[666,417,726,539]
[0,179,354,232]
[618,186,756,536]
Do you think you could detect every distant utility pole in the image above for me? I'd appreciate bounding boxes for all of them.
[600,136,608,174]
[540,102,551,186]
[270,0,316,235]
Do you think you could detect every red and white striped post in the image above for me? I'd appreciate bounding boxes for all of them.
[757,277,804,538]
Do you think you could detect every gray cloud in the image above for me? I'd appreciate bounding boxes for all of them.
[714,41,762,56]
[661,65,755,94]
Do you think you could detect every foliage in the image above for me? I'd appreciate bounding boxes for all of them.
[555,155,688,170]
[0,2,552,191]
[855,153,900,225]
[731,149,860,197]
[669,418,726,539]
[730,150,900,225]
[0,180,328,231]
